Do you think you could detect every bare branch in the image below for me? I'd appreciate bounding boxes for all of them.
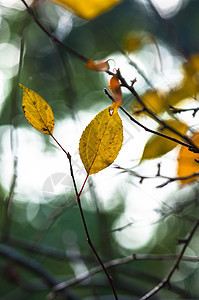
[115,69,199,152]
[140,218,199,300]
[51,252,199,292]
[0,244,79,300]
[170,105,199,117]
[4,237,93,262]
[104,88,193,149]
[116,165,199,188]
[50,135,119,300]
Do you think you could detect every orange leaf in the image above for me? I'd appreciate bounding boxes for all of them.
[109,75,123,108]
[86,59,109,72]
[177,132,199,185]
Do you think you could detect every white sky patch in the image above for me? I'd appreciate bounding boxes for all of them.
[0,43,20,77]
[105,46,183,96]
[150,0,184,18]
[0,0,32,10]
[139,0,184,18]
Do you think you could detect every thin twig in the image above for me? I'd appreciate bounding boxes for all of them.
[170,105,199,117]
[50,134,118,300]
[116,165,199,188]
[2,157,18,241]
[115,69,199,152]
[98,23,154,89]
[51,252,199,291]
[104,88,194,149]
[140,218,199,300]
[1,34,25,240]
[3,237,93,262]
[0,244,79,300]
[147,0,189,58]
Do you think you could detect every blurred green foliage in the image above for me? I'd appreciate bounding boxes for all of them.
[1,0,199,299]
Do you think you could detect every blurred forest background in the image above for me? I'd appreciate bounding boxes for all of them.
[1,0,199,299]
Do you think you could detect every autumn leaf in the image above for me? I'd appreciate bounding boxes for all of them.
[177,132,199,185]
[19,84,54,135]
[132,90,165,116]
[141,119,188,160]
[109,75,123,108]
[165,54,199,107]
[51,0,122,20]
[86,59,109,72]
[165,78,199,107]
[79,105,123,175]
[123,32,143,53]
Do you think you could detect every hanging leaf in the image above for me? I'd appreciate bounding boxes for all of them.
[19,84,54,135]
[79,105,123,175]
[141,119,188,160]
[51,0,122,20]
[109,75,123,108]
[86,59,109,72]
[177,132,199,185]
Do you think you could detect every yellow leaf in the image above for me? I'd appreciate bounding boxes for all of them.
[123,32,143,53]
[19,84,54,135]
[165,77,199,107]
[109,75,123,108]
[86,59,109,72]
[52,0,122,20]
[79,105,123,174]
[166,54,199,107]
[141,119,188,160]
[132,90,165,116]
[177,132,199,185]
[184,53,199,73]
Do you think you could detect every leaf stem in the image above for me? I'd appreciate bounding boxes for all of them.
[50,134,69,158]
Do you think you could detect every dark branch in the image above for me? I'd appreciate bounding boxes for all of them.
[104,88,193,149]
[140,218,199,299]
[170,105,199,117]
[21,0,89,63]
[116,165,199,188]
[115,69,199,152]
[0,244,79,300]
[51,252,199,291]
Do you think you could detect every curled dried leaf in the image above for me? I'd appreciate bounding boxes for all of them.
[86,59,109,72]
[109,75,123,108]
